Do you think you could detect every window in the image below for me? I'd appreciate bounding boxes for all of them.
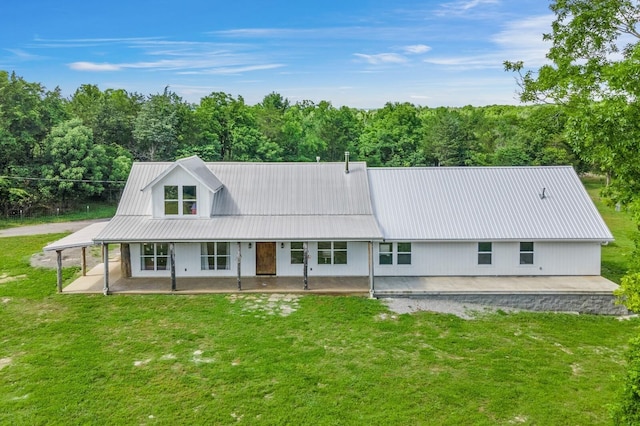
[164,185,197,216]
[379,243,393,265]
[201,242,230,270]
[379,242,411,265]
[520,242,534,265]
[290,242,305,264]
[318,241,347,265]
[141,243,169,271]
[397,243,412,265]
[478,242,492,265]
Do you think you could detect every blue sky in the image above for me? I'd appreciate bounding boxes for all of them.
[0,0,553,108]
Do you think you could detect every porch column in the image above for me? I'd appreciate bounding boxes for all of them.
[120,243,132,278]
[368,241,374,298]
[237,242,242,291]
[103,243,109,295]
[170,242,176,292]
[56,250,63,293]
[303,242,309,290]
[81,247,87,276]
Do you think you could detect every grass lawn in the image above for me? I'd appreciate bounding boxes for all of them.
[1,235,639,425]
[0,202,116,230]
[583,176,637,283]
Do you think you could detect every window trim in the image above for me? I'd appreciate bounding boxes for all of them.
[478,242,492,265]
[140,243,169,271]
[317,241,348,265]
[519,241,534,265]
[201,242,231,270]
[378,242,412,266]
[163,184,198,216]
[290,242,305,264]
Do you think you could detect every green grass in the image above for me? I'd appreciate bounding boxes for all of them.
[1,235,639,425]
[583,176,637,283]
[0,202,116,230]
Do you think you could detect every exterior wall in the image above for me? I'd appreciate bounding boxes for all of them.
[374,241,602,276]
[130,241,369,278]
[150,167,213,218]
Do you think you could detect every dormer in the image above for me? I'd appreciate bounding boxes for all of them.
[141,156,223,218]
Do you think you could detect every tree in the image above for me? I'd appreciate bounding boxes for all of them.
[36,118,109,203]
[504,0,640,211]
[132,88,189,161]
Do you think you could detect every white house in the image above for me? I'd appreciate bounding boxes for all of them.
[91,155,613,293]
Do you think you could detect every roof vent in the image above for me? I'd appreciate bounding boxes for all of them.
[540,188,546,199]
[345,151,350,174]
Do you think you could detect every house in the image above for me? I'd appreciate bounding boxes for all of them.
[87,155,613,295]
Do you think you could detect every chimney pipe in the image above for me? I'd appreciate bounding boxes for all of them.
[345,151,350,174]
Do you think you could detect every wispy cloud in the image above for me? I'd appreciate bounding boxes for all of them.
[353,53,408,65]
[402,44,431,54]
[423,14,552,70]
[437,0,500,16]
[69,61,122,71]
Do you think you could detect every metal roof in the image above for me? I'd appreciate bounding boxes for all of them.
[96,160,382,242]
[94,215,381,242]
[44,221,109,251]
[367,166,614,241]
[140,155,223,194]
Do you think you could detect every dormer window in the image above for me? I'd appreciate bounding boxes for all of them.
[164,185,197,216]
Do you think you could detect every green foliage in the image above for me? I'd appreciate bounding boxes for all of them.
[615,273,640,313]
[612,337,640,425]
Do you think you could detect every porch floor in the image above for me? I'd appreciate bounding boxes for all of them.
[62,257,619,296]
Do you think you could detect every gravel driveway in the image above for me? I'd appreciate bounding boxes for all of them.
[0,219,109,238]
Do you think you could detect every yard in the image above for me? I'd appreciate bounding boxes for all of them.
[0,178,639,425]
[0,234,638,425]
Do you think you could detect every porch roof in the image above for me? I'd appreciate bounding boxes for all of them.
[93,215,383,243]
[44,221,109,251]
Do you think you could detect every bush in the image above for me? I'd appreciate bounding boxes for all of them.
[612,337,640,425]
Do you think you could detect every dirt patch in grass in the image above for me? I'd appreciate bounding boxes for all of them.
[227,294,301,317]
[30,246,120,270]
[0,273,27,284]
[0,357,11,370]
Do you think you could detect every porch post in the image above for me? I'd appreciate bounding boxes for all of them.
[103,243,109,295]
[81,247,87,276]
[56,250,63,293]
[368,241,374,298]
[303,242,309,290]
[170,242,176,292]
[237,242,242,291]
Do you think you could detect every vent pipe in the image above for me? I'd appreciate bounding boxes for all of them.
[344,151,350,174]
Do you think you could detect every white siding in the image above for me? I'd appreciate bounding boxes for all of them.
[373,241,602,276]
[150,167,213,218]
[130,241,369,278]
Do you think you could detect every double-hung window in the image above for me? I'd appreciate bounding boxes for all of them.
[201,242,230,270]
[379,242,412,265]
[478,242,492,265]
[141,243,169,271]
[397,243,412,265]
[318,241,347,265]
[164,185,197,216]
[290,242,305,264]
[520,242,534,265]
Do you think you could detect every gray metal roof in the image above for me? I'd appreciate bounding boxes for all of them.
[140,156,223,194]
[367,166,613,241]
[44,221,109,251]
[96,160,382,242]
[94,215,381,242]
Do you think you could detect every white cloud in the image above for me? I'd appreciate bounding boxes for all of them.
[422,14,553,70]
[69,62,122,71]
[403,44,431,54]
[438,0,500,15]
[354,53,408,65]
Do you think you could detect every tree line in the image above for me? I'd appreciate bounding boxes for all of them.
[0,70,581,215]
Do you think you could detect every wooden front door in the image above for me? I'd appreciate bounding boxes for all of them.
[256,242,277,275]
